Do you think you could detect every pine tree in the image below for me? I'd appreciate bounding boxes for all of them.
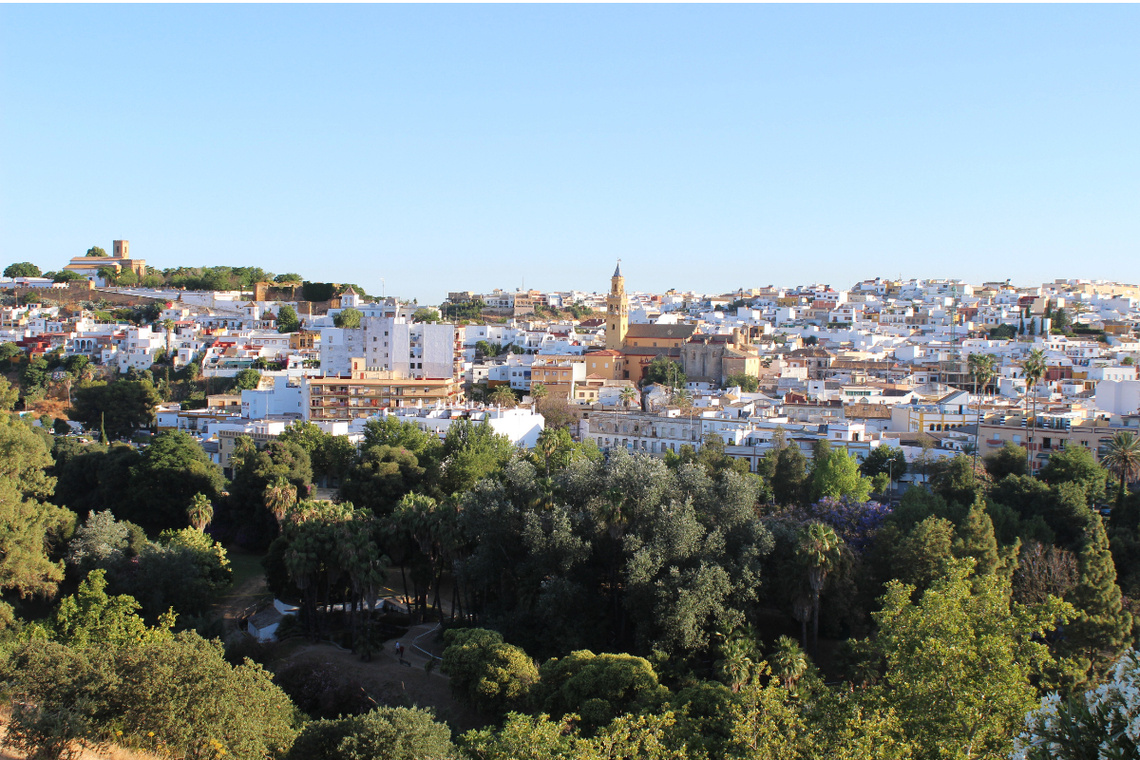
[1064,514,1132,674]
[952,501,999,576]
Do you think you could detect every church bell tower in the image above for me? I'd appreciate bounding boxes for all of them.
[605,261,628,351]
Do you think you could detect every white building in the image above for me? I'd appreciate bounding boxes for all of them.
[321,316,457,379]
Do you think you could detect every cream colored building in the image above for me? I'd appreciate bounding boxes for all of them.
[303,358,462,422]
[63,240,147,280]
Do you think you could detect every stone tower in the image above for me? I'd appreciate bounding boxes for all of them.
[605,261,628,351]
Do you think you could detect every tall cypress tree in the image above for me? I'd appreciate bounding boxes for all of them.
[1064,515,1133,673]
[773,445,809,507]
[953,501,999,577]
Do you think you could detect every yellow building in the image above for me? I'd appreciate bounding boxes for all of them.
[978,413,1138,474]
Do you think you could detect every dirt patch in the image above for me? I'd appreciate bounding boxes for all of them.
[0,716,161,760]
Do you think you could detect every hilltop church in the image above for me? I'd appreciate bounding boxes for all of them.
[586,263,762,388]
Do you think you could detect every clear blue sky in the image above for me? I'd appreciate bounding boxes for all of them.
[2,5,1137,304]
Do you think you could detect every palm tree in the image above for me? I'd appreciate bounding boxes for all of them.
[187,492,214,532]
[263,476,298,526]
[530,383,549,404]
[161,318,175,358]
[967,352,997,473]
[1022,349,1047,473]
[769,635,809,690]
[1102,431,1140,508]
[619,386,637,411]
[795,522,843,653]
[489,385,518,408]
[716,630,758,693]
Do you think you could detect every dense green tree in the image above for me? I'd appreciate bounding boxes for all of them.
[276,304,301,333]
[362,414,439,455]
[221,437,312,547]
[442,627,540,717]
[951,501,1000,577]
[871,561,1072,760]
[264,476,299,529]
[725,373,759,393]
[11,629,296,760]
[771,444,810,507]
[475,340,503,358]
[85,246,108,257]
[1064,515,1133,676]
[230,367,261,392]
[538,650,669,730]
[810,447,873,503]
[891,516,957,592]
[642,356,685,389]
[341,445,425,513]
[286,707,459,760]
[928,454,986,510]
[0,416,74,603]
[278,419,359,485]
[22,355,50,392]
[1040,444,1109,507]
[334,307,362,328]
[413,307,442,323]
[1045,481,1097,549]
[689,434,751,479]
[67,509,131,574]
[123,430,224,533]
[71,379,161,441]
[984,442,1028,481]
[859,445,907,482]
[439,419,516,496]
[4,261,41,278]
[52,442,142,522]
[462,710,687,760]
[490,384,519,408]
[123,528,232,622]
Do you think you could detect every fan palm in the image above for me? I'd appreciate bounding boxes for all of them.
[795,522,844,652]
[187,492,214,532]
[769,635,809,690]
[967,352,997,472]
[1102,431,1140,508]
[1022,349,1047,473]
[263,476,298,526]
[619,386,637,410]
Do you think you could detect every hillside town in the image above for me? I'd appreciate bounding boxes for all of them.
[4,246,1139,494]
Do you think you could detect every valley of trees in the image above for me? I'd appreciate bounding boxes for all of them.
[4,395,1140,758]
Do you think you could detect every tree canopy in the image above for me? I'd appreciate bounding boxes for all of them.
[4,261,42,278]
